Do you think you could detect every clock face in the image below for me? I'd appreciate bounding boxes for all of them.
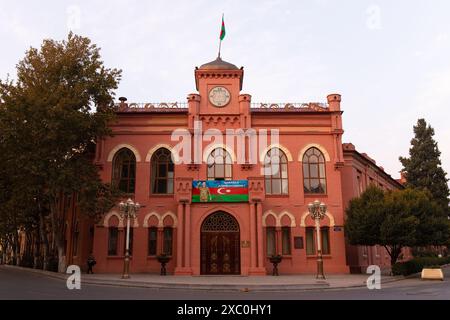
[209,86,231,107]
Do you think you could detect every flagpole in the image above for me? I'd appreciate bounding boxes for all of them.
[218,13,224,58]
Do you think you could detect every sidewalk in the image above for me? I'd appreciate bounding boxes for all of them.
[1,265,410,292]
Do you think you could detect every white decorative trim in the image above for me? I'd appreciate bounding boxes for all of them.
[161,211,178,228]
[300,210,335,227]
[262,210,279,227]
[143,211,178,228]
[103,210,124,228]
[298,144,331,162]
[279,210,297,227]
[259,144,294,162]
[103,210,139,228]
[262,210,296,227]
[145,144,179,163]
[107,144,142,162]
[143,212,162,228]
[203,144,237,163]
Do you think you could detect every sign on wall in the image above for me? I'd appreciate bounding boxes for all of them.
[192,180,249,203]
[294,237,304,249]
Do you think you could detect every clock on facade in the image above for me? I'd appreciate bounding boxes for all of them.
[209,86,231,107]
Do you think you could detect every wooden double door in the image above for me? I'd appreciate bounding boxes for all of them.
[200,212,241,275]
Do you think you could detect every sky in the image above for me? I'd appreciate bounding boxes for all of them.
[1,0,450,181]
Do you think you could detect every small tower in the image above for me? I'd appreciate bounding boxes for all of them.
[194,56,244,115]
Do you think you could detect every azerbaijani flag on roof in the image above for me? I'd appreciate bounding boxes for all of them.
[220,15,226,41]
[192,180,248,203]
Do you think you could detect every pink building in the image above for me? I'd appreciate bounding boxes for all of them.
[90,57,402,275]
[341,143,409,274]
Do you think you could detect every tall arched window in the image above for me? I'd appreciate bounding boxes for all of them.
[112,148,136,194]
[151,148,174,194]
[264,148,289,195]
[303,147,327,194]
[108,227,119,256]
[207,148,232,181]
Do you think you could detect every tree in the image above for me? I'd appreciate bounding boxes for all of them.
[0,33,122,272]
[345,186,386,247]
[346,186,450,266]
[400,119,450,213]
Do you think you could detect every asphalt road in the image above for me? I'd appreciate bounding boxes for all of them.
[0,266,449,300]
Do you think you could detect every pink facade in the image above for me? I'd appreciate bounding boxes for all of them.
[90,57,400,275]
[341,143,409,274]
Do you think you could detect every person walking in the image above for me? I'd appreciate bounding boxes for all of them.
[87,254,96,274]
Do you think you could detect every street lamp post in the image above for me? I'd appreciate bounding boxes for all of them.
[119,198,141,279]
[308,200,327,280]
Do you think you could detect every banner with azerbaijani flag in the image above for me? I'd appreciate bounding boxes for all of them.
[192,180,248,203]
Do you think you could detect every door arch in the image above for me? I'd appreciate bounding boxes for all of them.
[200,211,241,275]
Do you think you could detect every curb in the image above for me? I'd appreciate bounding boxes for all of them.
[0,265,410,292]
[2,265,69,281]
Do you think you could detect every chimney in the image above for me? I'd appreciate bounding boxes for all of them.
[118,97,128,111]
[399,171,407,184]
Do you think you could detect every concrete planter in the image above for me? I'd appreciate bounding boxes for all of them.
[421,268,444,281]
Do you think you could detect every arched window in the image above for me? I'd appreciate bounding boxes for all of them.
[302,147,327,194]
[207,148,232,181]
[266,227,276,256]
[112,148,136,194]
[108,227,118,256]
[282,227,292,255]
[151,148,174,194]
[264,148,289,195]
[163,227,173,256]
[305,227,330,255]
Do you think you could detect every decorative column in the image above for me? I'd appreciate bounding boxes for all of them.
[248,177,267,275]
[184,203,191,269]
[249,202,257,269]
[327,93,344,168]
[256,202,264,269]
[276,227,282,255]
[174,177,193,275]
[157,228,164,255]
[238,94,252,138]
[176,203,184,270]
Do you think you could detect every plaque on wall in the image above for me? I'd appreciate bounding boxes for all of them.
[294,237,304,249]
[241,241,250,248]
[334,226,343,232]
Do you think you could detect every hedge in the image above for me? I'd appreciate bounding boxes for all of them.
[392,256,450,276]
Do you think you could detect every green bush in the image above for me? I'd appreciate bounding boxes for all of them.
[392,256,450,276]
[412,248,440,258]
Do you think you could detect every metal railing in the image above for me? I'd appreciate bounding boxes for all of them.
[251,102,329,110]
[115,102,188,111]
[114,101,329,112]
